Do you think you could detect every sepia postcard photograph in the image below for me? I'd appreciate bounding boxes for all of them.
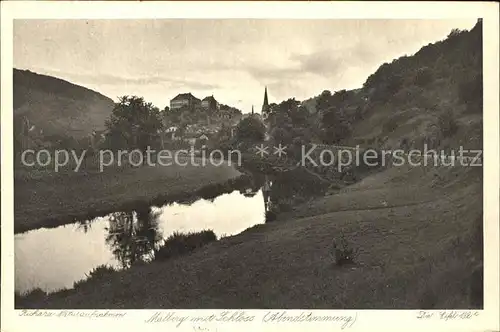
[1,1,499,332]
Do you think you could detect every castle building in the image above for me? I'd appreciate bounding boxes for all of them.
[201,95,219,112]
[170,93,201,110]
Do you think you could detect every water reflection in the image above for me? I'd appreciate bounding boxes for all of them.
[262,169,329,221]
[104,205,162,268]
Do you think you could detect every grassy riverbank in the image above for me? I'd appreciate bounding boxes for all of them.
[14,157,241,234]
[16,163,483,309]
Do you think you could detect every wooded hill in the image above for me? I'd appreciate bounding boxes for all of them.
[302,20,482,152]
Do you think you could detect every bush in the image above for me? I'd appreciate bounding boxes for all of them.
[235,116,266,143]
[265,209,278,223]
[332,233,358,266]
[73,264,117,289]
[400,137,409,150]
[382,117,399,134]
[438,110,458,137]
[458,74,482,113]
[15,288,47,308]
[278,201,293,212]
[154,230,217,261]
[371,74,404,104]
[86,264,116,279]
[414,67,434,87]
[447,28,466,39]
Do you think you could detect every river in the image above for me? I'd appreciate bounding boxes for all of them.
[15,169,328,294]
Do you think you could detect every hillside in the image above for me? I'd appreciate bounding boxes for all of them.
[304,20,482,152]
[13,69,115,139]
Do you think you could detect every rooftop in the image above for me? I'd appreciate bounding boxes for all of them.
[171,93,200,102]
[202,95,217,102]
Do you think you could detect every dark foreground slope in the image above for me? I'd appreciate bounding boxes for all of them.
[17,164,482,309]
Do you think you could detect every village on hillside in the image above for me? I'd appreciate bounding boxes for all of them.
[158,89,267,149]
[15,86,270,153]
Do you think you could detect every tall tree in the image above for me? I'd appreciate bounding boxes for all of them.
[266,98,315,148]
[105,96,163,153]
[317,90,352,144]
[235,116,266,143]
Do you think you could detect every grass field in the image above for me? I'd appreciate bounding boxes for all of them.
[16,162,483,309]
[14,156,241,234]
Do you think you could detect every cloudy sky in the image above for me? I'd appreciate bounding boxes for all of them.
[14,19,477,113]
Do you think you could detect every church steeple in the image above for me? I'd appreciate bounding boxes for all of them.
[263,86,268,107]
[262,86,269,115]
[251,105,254,115]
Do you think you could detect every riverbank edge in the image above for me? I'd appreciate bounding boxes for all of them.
[15,217,272,304]
[14,166,244,234]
